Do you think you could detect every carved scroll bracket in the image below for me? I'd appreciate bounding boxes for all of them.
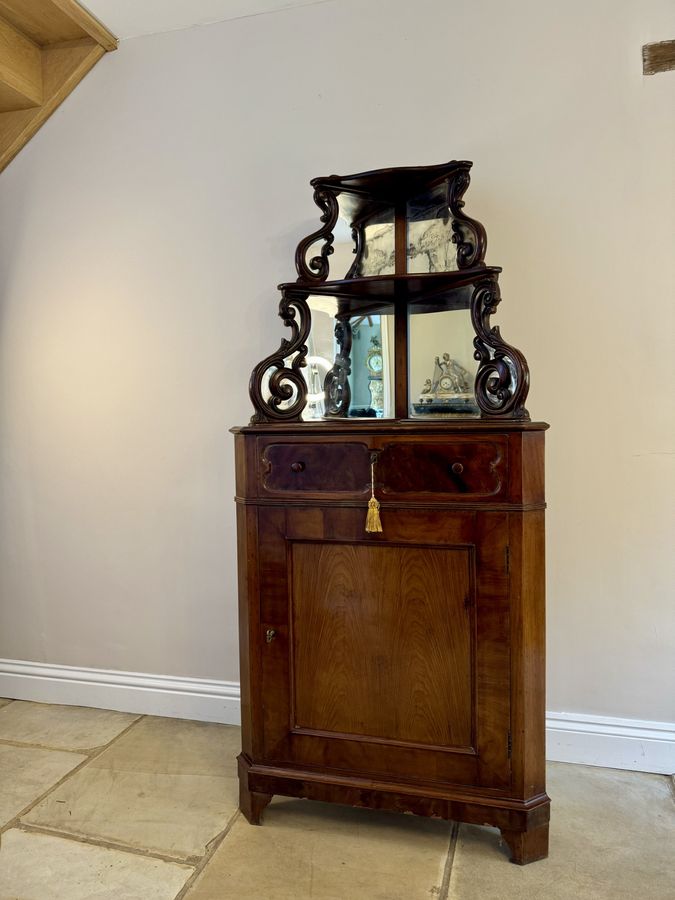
[248,289,311,424]
[345,223,365,279]
[470,275,530,419]
[294,187,340,282]
[323,311,352,417]
[448,170,487,269]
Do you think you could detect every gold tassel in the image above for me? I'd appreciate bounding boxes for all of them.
[365,455,383,533]
[365,496,383,533]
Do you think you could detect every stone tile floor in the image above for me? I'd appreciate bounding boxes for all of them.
[0,698,673,899]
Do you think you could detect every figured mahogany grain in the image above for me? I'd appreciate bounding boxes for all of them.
[255,504,511,788]
[291,542,473,748]
[238,755,272,825]
[262,442,370,494]
[500,822,550,865]
[379,440,505,496]
[234,424,549,864]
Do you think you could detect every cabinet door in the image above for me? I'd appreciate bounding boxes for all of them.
[256,506,511,791]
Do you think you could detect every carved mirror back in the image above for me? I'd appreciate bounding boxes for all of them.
[249,161,530,424]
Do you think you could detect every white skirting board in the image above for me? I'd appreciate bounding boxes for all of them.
[545,712,675,775]
[0,658,673,775]
[0,659,240,725]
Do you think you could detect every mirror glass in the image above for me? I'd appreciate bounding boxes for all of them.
[303,294,394,420]
[407,187,457,273]
[359,222,395,276]
[408,292,479,417]
[293,194,479,421]
[338,204,395,278]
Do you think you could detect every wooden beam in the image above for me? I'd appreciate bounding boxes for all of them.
[0,16,43,111]
[51,0,117,51]
[0,0,117,174]
[643,40,675,75]
[0,39,105,172]
[0,0,117,50]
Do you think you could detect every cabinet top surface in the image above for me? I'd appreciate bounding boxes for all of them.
[231,420,549,435]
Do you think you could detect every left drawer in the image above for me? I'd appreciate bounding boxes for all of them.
[260,442,371,495]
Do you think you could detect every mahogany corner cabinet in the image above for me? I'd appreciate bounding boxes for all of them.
[232,161,549,865]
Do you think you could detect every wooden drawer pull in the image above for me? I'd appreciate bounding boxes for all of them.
[290,461,305,473]
[451,462,464,475]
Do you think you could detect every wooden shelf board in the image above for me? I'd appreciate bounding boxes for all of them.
[0,0,117,49]
[0,39,105,172]
[278,267,501,315]
[312,160,472,223]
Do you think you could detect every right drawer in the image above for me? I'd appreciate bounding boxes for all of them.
[378,439,507,499]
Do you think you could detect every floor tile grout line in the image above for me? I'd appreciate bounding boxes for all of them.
[0,737,100,755]
[0,714,147,836]
[3,708,242,880]
[172,809,243,900]
[16,821,199,867]
[438,821,460,900]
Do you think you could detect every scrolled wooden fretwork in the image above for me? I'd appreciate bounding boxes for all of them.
[248,289,311,424]
[470,275,530,419]
[294,188,340,282]
[448,170,487,268]
[345,223,365,279]
[323,311,352,417]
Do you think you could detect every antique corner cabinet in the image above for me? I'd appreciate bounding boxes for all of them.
[232,161,549,864]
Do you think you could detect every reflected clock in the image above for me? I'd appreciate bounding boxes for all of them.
[366,336,384,412]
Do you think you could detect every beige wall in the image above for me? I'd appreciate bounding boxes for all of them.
[0,0,673,721]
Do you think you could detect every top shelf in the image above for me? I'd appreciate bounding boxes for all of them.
[311,160,471,224]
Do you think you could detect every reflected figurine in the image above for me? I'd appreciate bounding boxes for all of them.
[414,352,478,416]
[432,353,471,394]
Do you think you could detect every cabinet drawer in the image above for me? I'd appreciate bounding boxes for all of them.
[261,442,370,494]
[379,439,506,498]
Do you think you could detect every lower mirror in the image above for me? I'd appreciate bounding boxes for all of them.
[304,296,394,420]
[408,307,479,417]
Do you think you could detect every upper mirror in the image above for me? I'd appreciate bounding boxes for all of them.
[407,186,458,273]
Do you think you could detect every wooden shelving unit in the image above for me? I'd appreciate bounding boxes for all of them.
[0,0,117,173]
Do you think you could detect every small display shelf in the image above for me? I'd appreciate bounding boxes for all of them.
[250,161,530,422]
[278,267,501,305]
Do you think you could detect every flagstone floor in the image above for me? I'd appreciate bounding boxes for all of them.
[0,698,672,899]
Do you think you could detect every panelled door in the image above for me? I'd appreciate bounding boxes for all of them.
[256,504,511,791]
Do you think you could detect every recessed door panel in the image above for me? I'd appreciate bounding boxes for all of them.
[258,506,511,791]
[291,542,473,750]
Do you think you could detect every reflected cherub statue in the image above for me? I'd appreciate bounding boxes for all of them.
[414,351,477,415]
[432,353,470,394]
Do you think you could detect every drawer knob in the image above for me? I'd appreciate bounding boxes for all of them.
[290,461,305,473]
[451,462,464,475]
[265,628,277,643]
